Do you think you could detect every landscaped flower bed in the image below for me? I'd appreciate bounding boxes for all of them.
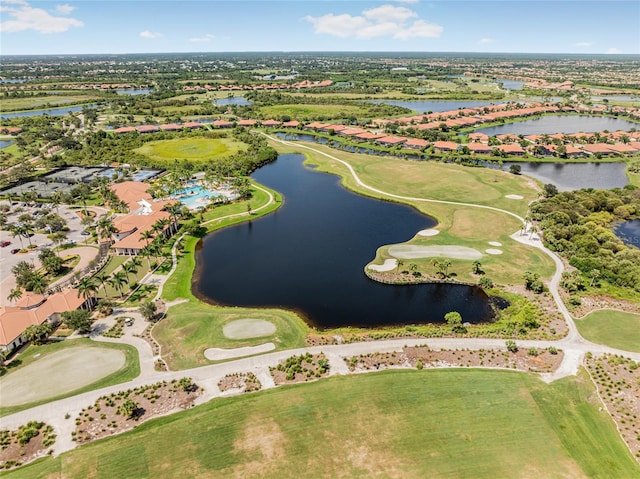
[0,421,56,471]
[270,353,330,385]
[72,378,200,444]
[218,372,262,393]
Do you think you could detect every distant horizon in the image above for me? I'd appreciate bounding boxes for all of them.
[1,1,638,56]
[2,50,639,59]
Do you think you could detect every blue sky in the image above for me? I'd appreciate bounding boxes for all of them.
[1,1,639,55]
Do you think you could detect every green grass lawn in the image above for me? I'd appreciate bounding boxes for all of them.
[133,137,244,165]
[0,339,139,417]
[153,302,308,369]
[575,310,640,352]
[8,369,639,478]
[0,94,100,112]
[259,103,371,120]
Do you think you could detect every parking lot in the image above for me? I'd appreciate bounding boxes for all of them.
[0,203,103,304]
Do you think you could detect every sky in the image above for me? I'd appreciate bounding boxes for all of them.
[1,0,639,56]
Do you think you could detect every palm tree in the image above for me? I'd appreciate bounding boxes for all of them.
[9,224,25,249]
[140,229,154,246]
[96,215,116,240]
[140,245,153,269]
[28,273,48,294]
[108,271,127,298]
[121,262,137,289]
[130,257,142,280]
[94,272,110,297]
[396,259,404,274]
[77,277,97,302]
[7,287,23,303]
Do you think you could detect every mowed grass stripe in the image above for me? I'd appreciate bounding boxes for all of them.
[9,369,639,478]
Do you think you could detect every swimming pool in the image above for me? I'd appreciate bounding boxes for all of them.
[175,185,220,209]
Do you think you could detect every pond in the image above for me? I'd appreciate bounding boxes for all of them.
[194,154,496,329]
[0,105,97,119]
[116,88,150,95]
[476,115,639,136]
[367,99,507,113]
[505,161,629,191]
[495,79,525,91]
[615,219,640,248]
[213,96,252,106]
[0,140,14,149]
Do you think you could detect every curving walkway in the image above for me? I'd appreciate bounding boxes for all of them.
[3,139,639,460]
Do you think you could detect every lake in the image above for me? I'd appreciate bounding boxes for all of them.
[0,140,14,149]
[477,115,639,136]
[495,79,525,90]
[368,100,507,113]
[0,105,96,119]
[194,153,496,329]
[116,89,150,95]
[214,97,252,106]
[505,162,629,191]
[615,219,640,248]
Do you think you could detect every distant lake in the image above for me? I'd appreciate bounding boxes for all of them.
[591,95,640,103]
[0,105,97,119]
[116,88,150,95]
[477,115,639,136]
[615,220,640,248]
[506,162,628,191]
[495,79,525,90]
[194,153,496,329]
[368,100,507,113]
[213,97,252,106]
[0,79,25,84]
[0,140,14,149]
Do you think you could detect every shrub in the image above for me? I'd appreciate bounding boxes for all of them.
[505,340,518,353]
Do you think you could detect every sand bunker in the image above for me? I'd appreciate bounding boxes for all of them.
[417,229,440,237]
[223,319,276,339]
[505,194,524,200]
[368,259,397,272]
[389,245,483,260]
[204,343,275,361]
[0,346,125,406]
[485,249,503,255]
[488,241,502,247]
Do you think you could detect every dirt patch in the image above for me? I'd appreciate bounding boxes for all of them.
[270,353,331,385]
[345,346,564,375]
[218,372,262,393]
[389,244,483,260]
[229,418,286,477]
[72,378,200,445]
[0,346,126,406]
[585,353,640,463]
[0,422,56,471]
[222,319,276,339]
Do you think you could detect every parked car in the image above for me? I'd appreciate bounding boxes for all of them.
[81,230,91,236]
[0,241,11,247]
[10,248,20,254]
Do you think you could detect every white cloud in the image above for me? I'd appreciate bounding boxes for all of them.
[478,38,494,44]
[140,30,162,39]
[189,33,216,43]
[55,4,75,15]
[575,41,593,47]
[363,5,416,23]
[0,0,83,33]
[607,47,622,54]
[305,3,442,41]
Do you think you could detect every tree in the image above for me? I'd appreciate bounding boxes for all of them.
[509,164,521,175]
[119,398,139,419]
[139,300,158,322]
[472,260,484,275]
[108,271,127,298]
[445,311,466,334]
[589,269,601,288]
[77,277,97,301]
[542,183,558,198]
[28,273,48,294]
[7,287,23,303]
[23,323,52,345]
[121,262,137,288]
[479,276,494,288]
[62,309,93,334]
[39,248,64,275]
[94,272,110,297]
